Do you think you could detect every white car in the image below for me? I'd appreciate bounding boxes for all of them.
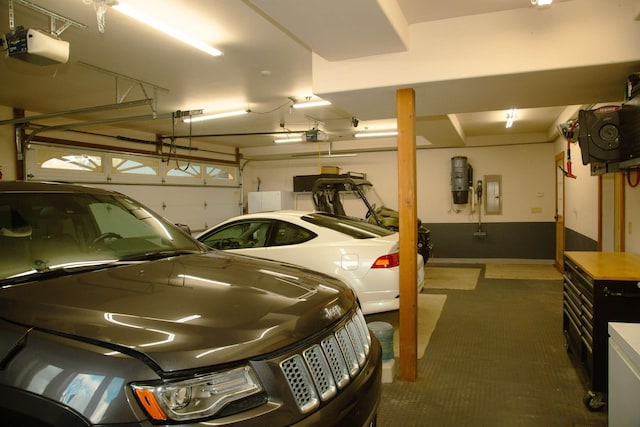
[196,210,424,315]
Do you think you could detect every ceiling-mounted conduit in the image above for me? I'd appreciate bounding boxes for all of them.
[19,113,239,164]
[6,99,159,165]
[22,112,174,144]
[65,128,235,157]
[0,99,154,127]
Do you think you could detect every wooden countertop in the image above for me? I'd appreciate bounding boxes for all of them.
[565,251,640,281]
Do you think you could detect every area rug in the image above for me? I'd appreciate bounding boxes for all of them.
[484,263,562,280]
[423,267,481,290]
[392,293,447,359]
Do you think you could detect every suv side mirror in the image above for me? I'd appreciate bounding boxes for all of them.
[175,223,192,235]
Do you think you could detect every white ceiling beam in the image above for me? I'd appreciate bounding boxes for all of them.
[249,0,409,61]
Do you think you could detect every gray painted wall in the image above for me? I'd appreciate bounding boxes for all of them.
[426,222,555,260]
[565,227,598,252]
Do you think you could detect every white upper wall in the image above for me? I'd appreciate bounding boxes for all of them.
[242,141,556,224]
[560,140,600,241]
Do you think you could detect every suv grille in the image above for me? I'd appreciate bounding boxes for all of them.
[279,308,372,414]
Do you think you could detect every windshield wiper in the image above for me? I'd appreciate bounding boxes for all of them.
[119,250,202,261]
[1,252,202,287]
[2,260,121,286]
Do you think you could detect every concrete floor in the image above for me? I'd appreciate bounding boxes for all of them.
[365,263,608,427]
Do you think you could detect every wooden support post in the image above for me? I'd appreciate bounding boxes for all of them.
[397,88,418,381]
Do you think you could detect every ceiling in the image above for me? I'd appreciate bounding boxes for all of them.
[0,0,638,158]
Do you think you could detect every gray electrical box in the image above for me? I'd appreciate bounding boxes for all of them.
[484,175,502,214]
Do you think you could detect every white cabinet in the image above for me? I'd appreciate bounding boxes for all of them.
[608,322,640,427]
[247,191,294,213]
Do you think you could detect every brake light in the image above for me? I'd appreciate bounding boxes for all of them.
[371,252,400,268]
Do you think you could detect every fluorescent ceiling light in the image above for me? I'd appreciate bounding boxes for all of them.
[354,131,398,138]
[292,100,331,109]
[274,136,303,143]
[112,2,222,57]
[505,109,518,128]
[183,109,248,123]
[292,152,356,158]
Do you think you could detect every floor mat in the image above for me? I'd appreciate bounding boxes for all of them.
[377,271,608,426]
[424,267,481,290]
[392,293,447,359]
[484,263,562,280]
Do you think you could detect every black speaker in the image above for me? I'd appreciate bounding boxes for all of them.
[578,106,621,165]
[620,97,640,161]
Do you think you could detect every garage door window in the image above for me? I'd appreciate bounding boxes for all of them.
[207,166,234,180]
[38,146,103,173]
[26,144,238,187]
[167,164,201,178]
[112,156,159,176]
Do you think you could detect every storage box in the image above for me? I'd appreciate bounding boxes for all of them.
[293,174,340,192]
[381,359,396,383]
[321,166,341,174]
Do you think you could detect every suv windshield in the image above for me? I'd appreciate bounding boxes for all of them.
[0,191,203,280]
[301,212,395,239]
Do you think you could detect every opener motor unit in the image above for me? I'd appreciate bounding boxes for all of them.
[5,28,69,65]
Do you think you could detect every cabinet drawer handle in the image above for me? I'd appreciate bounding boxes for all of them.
[604,287,640,298]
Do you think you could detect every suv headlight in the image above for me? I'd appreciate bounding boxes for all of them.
[132,366,264,422]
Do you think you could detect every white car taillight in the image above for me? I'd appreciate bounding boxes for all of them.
[371,252,400,268]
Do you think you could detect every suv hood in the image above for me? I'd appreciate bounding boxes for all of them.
[0,252,355,372]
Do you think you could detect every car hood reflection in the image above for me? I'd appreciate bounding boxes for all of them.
[0,252,354,372]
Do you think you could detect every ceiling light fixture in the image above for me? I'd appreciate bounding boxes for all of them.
[292,141,356,158]
[183,109,248,123]
[112,2,223,57]
[354,130,398,138]
[291,100,331,109]
[274,135,304,143]
[505,109,518,128]
[530,0,553,6]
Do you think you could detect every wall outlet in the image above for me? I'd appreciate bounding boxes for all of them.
[530,207,542,214]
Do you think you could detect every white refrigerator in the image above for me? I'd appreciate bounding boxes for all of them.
[247,191,293,213]
[608,322,640,427]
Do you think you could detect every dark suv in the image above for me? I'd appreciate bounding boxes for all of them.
[0,181,381,426]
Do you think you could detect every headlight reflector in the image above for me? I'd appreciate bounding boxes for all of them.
[132,366,263,421]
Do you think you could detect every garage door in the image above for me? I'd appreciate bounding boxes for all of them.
[25,143,241,233]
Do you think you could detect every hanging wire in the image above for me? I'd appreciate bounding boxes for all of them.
[164,112,176,165]
[174,115,193,172]
[167,111,192,172]
[249,100,292,115]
